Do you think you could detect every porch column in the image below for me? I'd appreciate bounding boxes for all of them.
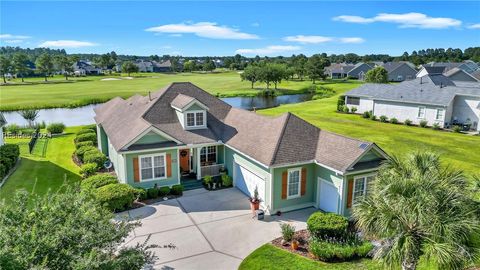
[197,147,202,180]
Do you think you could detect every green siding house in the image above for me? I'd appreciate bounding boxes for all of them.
[94,82,387,217]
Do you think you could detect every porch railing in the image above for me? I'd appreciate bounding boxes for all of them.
[200,163,224,177]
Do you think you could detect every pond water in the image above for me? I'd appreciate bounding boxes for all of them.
[2,93,313,126]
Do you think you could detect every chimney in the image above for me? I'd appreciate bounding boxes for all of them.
[148,91,152,101]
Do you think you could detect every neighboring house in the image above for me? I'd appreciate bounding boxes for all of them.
[346,62,374,80]
[152,60,172,72]
[380,62,417,82]
[417,61,479,78]
[94,82,388,217]
[135,60,154,72]
[0,113,6,146]
[344,74,480,131]
[72,61,101,76]
[325,63,356,79]
[444,68,479,82]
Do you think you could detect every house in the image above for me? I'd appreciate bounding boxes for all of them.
[72,61,101,76]
[444,68,479,82]
[346,62,374,80]
[0,113,6,146]
[134,60,154,72]
[324,63,356,79]
[417,61,480,78]
[152,60,172,72]
[380,62,417,82]
[94,82,388,217]
[344,74,480,131]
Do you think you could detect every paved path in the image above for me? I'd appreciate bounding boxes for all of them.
[118,188,315,270]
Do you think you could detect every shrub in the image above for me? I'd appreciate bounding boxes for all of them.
[77,128,95,135]
[0,144,20,179]
[75,140,94,149]
[419,120,428,128]
[350,107,357,114]
[159,186,170,196]
[203,175,213,186]
[390,117,398,124]
[453,125,462,133]
[337,105,345,112]
[307,212,349,240]
[432,123,441,130]
[134,188,147,200]
[404,119,412,126]
[280,223,295,242]
[171,184,184,195]
[370,114,377,121]
[79,163,98,178]
[309,239,373,262]
[75,146,97,161]
[343,106,350,113]
[46,122,66,134]
[75,132,97,144]
[5,124,20,134]
[361,111,371,119]
[221,174,233,187]
[84,124,97,133]
[147,188,159,199]
[95,183,136,212]
[379,115,387,122]
[83,150,107,168]
[337,96,345,111]
[81,173,118,190]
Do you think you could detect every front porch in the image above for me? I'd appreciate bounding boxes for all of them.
[178,144,226,188]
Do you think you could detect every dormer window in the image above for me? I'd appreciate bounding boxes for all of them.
[185,110,206,128]
[171,94,209,130]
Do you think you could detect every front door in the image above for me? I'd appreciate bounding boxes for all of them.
[179,149,190,174]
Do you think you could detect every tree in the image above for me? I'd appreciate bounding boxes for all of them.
[0,55,11,83]
[94,53,112,73]
[306,54,330,84]
[292,54,307,80]
[0,189,172,269]
[183,60,197,72]
[364,66,388,83]
[35,53,55,81]
[54,55,75,80]
[121,61,139,76]
[19,109,39,127]
[240,65,261,88]
[12,53,30,82]
[202,59,216,72]
[353,152,480,270]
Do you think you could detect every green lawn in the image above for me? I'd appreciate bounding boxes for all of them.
[0,71,324,111]
[0,127,81,203]
[239,244,440,270]
[259,88,480,174]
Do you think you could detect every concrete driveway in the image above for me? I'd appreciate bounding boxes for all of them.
[118,188,316,270]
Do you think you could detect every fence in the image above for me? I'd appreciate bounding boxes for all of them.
[28,127,40,153]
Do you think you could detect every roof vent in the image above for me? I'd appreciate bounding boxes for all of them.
[420,77,423,84]
[359,143,369,149]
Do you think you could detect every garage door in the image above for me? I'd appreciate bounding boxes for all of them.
[234,162,265,203]
[318,179,339,213]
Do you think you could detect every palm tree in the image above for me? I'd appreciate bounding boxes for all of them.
[19,109,39,127]
[353,152,479,270]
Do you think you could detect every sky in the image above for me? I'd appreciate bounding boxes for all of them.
[1,1,479,57]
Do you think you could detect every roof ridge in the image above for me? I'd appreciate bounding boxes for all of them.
[269,112,291,165]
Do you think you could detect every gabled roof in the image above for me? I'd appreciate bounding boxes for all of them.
[444,67,479,82]
[95,82,382,172]
[170,93,208,111]
[423,66,445,75]
[381,62,415,73]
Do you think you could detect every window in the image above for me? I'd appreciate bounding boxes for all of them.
[397,75,403,81]
[200,146,216,166]
[140,154,166,181]
[417,106,426,119]
[287,168,301,199]
[185,111,206,128]
[346,97,360,105]
[353,175,375,202]
[435,109,444,120]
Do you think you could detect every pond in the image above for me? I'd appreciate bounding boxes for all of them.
[2,93,313,126]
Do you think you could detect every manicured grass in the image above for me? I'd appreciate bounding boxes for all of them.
[0,127,81,204]
[0,71,340,111]
[260,87,480,174]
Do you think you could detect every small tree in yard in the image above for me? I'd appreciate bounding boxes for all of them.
[306,54,330,84]
[36,53,55,81]
[122,61,139,76]
[0,188,174,269]
[241,65,261,89]
[0,55,11,83]
[19,109,39,127]
[353,152,480,270]
[364,66,388,83]
[12,52,30,82]
[54,55,75,80]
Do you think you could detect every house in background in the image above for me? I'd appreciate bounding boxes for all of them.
[417,61,479,80]
[344,74,480,131]
[94,82,387,217]
[72,61,101,76]
[152,60,172,72]
[325,63,356,79]
[380,62,417,82]
[0,113,6,146]
[444,68,479,82]
[134,60,154,72]
[346,62,374,80]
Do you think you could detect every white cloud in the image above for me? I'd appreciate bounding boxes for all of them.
[235,45,301,55]
[169,34,183,37]
[251,22,260,27]
[0,34,31,39]
[283,35,365,44]
[3,39,24,44]
[38,40,97,48]
[145,22,259,40]
[468,23,480,29]
[333,12,461,29]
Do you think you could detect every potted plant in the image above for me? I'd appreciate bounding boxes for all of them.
[249,186,261,213]
[204,175,213,189]
[291,239,299,250]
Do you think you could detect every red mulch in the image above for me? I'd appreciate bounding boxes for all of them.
[271,229,316,259]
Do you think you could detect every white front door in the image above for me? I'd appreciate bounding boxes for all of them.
[233,162,266,204]
[318,179,339,213]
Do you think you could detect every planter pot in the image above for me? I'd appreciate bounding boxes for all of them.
[250,200,260,213]
[291,240,299,250]
[212,183,216,190]
[207,183,211,189]
[281,239,288,246]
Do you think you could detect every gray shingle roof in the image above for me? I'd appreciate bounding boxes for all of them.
[345,74,480,106]
[381,62,415,73]
[95,82,381,172]
[170,94,197,110]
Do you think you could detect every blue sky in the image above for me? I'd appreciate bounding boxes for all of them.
[1,1,479,56]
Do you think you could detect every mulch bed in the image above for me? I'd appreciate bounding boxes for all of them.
[271,229,315,259]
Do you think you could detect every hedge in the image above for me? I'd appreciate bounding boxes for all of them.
[83,124,97,133]
[77,128,96,135]
[81,174,118,190]
[171,184,184,195]
[307,212,349,240]
[46,122,66,134]
[75,132,97,144]
[83,150,107,168]
[75,141,94,149]
[95,183,137,212]
[309,239,373,262]
[147,188,159,199]
[159,186,170,196]
[79,163,98,178]
[75,146,97,161]
[0,144,20,179]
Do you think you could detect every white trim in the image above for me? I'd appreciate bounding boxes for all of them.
[286,167,302,200]
[199,145,217,165]
[122,126,182,150]
[183,100,209,111]
[345,167,380,176]
[271,159,344,176]
[119,142,222,154]
[345,143,388,172]
[417,106,426,119]
[184,110,207,130]
[352,173,376,202]
[435,108,444,121]
[138,153,167,182]
[176,148,181,185]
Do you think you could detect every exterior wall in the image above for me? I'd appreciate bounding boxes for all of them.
[374,100,447,127]
[448,71,478,82]
[124,148,180,189]
[316,165,344,214]
[451,95,480,131]
[389,64,417,82]
[97,125,109,156]
[345,97,374,113]
[343,170,378,218]
[185,103,205,111]
[0,128,4,146]
[133,131,169,145]
[348,64,373,78]
[108,139,126,183]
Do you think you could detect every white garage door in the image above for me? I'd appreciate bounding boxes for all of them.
[234,162,265,203]
[318,179,339,213]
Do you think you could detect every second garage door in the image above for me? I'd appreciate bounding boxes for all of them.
[318,179,339,213]
[234,162,266,203]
